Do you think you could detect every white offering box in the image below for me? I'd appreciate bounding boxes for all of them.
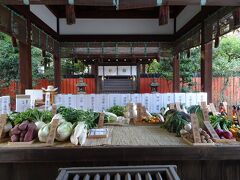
[151,93,163,113]
[121,94,130,106]
[86,94,96,111]
[185,93,197,107]
[95,94,109,112]
[196,92,208,105]
[1,96,10,114]
[16,95,31,112]
[76,94,85,110]
[130,94,141,103]
[174,93,186,105]
[108,94,121,107]
[141,93,152,112]
[163,93,174,107]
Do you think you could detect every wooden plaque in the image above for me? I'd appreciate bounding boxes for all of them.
[200,102,207,109]
[209,103,218,115]
[52,104,57,115]
[98,112,105,128]
[0,115,7,139]
[175,103,181,111]
[204,121,220,139]
[136,103,142,121]
[46,119,59,145]
[202,108,209,121]
[190,114,201,143]
[168,103,175,110]
[223,102,228,114]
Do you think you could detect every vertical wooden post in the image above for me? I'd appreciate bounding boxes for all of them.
[91,64,98,93]
[201,22,213,103]
[137,63,141,93]
[142,64,146,74]
[54,55,61,93]
[19,17,32,94]
[173,54,180,92]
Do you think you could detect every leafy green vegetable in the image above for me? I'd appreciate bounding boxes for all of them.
[8,108,53,126]
[107,106,124,116]
[57,106,99,129]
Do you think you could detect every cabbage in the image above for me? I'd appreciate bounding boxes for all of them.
[38,124,50,142]
[78,129,87,145]
[55,122,73,141]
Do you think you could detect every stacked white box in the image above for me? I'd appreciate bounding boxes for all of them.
[141,93,152,112]
[130,94,141,103]
[185,93,197,107]
[174,93,186,105]
[196,92,208,104]
[163,93,174,107]
[151,93,163,113]
[121,94,131,106]
[16,95,31,112]
[54,94,63,106]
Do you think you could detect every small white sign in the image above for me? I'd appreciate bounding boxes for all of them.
[1,96,10,114]
[76,94,85,110]
[121,94,130,106]
[16,95,31,112]
[45,92,51,110]
[141,93,152,112]
[108,94,121,108]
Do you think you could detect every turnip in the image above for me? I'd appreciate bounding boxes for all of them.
[222,131,233,139]
[184,123,192,132]
[55,122,73,141]
[35,121,46,131]
[38,124,50,142]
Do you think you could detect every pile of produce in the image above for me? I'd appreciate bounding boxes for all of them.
[163,109,191,136]
[210,115,233,139]
[8,109,53,142]
[142,113,164,124]
[10,121,37,142]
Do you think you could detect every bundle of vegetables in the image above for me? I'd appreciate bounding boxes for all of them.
[107,106,125,116]
[104,112,118,123]
[229,124,240,138]
[57,106,99,129]
[163,109,190,136]
[210,115,233,139]
[8,108,53,126]
[38,114,73,142]
[10,121,37,142]
[70,121,87,145]
[188,105,204,129]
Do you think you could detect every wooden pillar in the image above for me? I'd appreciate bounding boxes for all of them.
[54,55,61,93]
[91,64,98,93]
[201,22,213,103]
[173,54,180,92]
[142,64,146,74]
[19,16,32,94]
[137,63,141,93]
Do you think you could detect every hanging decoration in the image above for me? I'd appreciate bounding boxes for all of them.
[214,20,220,48]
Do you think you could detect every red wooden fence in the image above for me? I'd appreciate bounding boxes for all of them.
[1,77,240,109]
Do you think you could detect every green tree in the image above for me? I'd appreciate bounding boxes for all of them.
[61,58,87,76]
[213,34,240,101]
[180,47,200,92]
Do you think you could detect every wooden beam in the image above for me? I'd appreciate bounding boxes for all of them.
[54,55,61,93]
[59,35,175,42]
[66,5,76,25]
[173,54,180,92]
[11,37,18,47]
[19,16,32,94]
[159,5,169,25]
[201,22,213,103]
